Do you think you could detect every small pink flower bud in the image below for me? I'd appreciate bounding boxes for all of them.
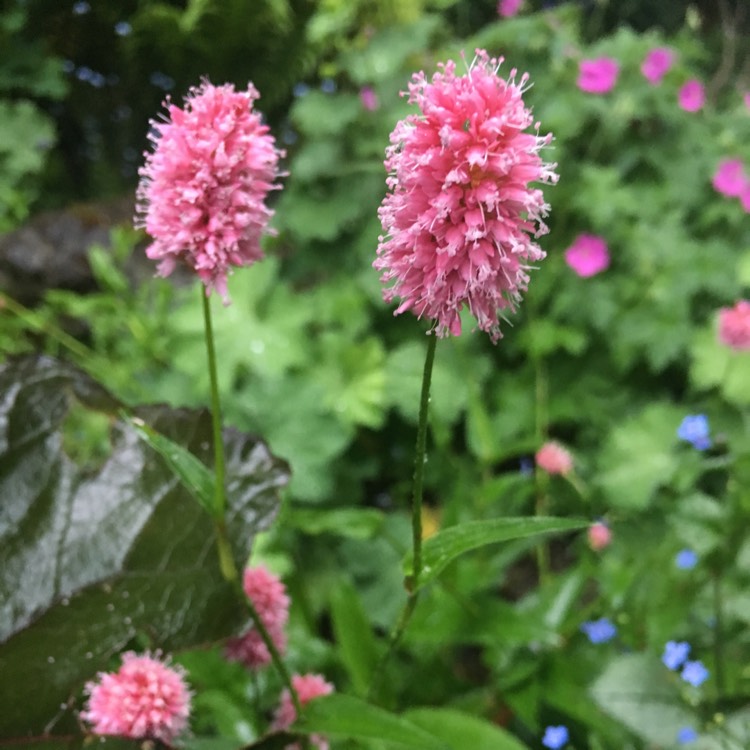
[535,442,573,475]
[588,522,612,550]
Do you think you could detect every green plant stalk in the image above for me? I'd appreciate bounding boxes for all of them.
[368,334,437,700]
[202,289,227,519]
[713,572,725,700]
[534,355,551,583]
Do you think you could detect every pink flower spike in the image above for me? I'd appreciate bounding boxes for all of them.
[713,159,746,197]
[82,652,191,743]
[360,86,379,111]
[588,522,612,551]
[225,565,290,670]
[741,182,750,213]
[718,300,750,350]
[135,80,284,302]
[535,442,573,475]
[498,0,523,17]
[272,673,334,750]
[577,58,619,94]
[641,47,674,85]
[678,79,705,112]
[564,234,610,277]
[374,49,558,343]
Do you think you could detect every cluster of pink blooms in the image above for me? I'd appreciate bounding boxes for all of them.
[272,673,335,750]
[564,234,610,278]
[225,565,290,669]
[588,522,612,551]
[712,158,750,212]
[82,652,191,743]
[374,49,558,343]
[535,441,573,475]
[135,80,284,302]
[718,300,750,350]
[577,45,708,114]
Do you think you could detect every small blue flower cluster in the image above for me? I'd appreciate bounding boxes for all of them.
[677,414,711,450]
[662,641,709,686]
[542,725,569,749]
[580,617,617,644]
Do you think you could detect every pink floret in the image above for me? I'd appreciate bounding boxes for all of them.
[718,300,750,350]
[678,80,705,112]
[564,234,610,277]
[135,80,283,302]
[272,673,334,750]
[225,565,290,670]
[374,50,557,342]
[712,159,746,198]
[82,652,191,743]
[577,58,619,94]
[641,47,674,85]
[535,441,573,475]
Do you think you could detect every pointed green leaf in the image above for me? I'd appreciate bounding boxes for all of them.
[125,413,217,517]
[299,694,448,749]
[404,707,528,750]
[410,517,587,590]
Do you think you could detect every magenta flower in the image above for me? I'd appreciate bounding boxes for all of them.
[374,50,558,342]
[497,0,523,17]
[718,300,750,350]
[713,159,746,197]
[744,92,750,110]
[678,80,705,112]
[641,47,675,85]
[272,673,334,750]
[577,58,619,94]
[225,565,290,670]
[535,441,573,475]
[135,80,284,301]
[564,234,610,277]
[360,86,379,111]
[588,522,612,551]
[82,652,191,743]
[741,183,750,213]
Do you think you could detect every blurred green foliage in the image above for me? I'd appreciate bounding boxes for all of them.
[3,0,750,748]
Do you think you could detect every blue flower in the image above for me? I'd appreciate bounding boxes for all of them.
[581,617,617,644]
[677,415,711,450]
[681,660,709,687]
[675,549,698,570]
[114,21,132,36]
[662,641,691,670]
[677,726,698,744]
[542,725,569,749]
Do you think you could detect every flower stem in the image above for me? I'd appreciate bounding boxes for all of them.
[201,289,227,519]
[712,572,725,700]
[534,356,551,583]
[368,334,437,700]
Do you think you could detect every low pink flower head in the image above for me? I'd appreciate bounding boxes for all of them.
[225,565,290,670]
[360,86,379,111]
[713,159,746,197]
[135,80,284,302]
[588,522,612,551]
[741,184,750,213]
[374,50,558,343]
[564,234,610,277]
[82,652,191,743]
[272,673,334,750]
[577,58,619,94]
[678,80,705,112]
[641,47,674,85]
[535,441,573,475]
[718,300,750,350]
[498,0,523,17]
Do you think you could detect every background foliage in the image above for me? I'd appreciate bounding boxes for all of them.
[2,0,750,748]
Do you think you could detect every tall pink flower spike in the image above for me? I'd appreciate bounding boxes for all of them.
[136,80,284,302]
[225,565,290,670]
[82,652,191,743]
[374,50,558,343]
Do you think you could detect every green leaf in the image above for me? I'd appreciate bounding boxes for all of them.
[410,517,587,590]
[125,413,217,517]
[404,707,528,750]
[299,694,448,749]
[590,653,695,746]
[0,356,288,738]
[330,579,380,695]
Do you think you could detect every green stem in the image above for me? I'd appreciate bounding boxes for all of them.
[201,289,227,519]
[713,572,725,700]
[368,334,437,700]
[411,333,437,589]
[534,356,551,583]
